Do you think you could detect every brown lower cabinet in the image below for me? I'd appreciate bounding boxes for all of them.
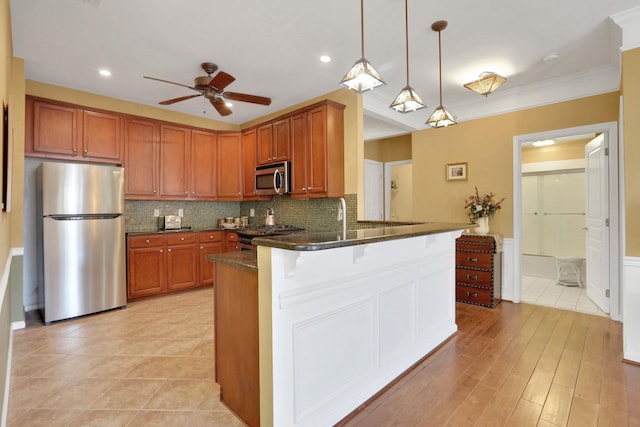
[127,230,234,301]
[214,262,259,427]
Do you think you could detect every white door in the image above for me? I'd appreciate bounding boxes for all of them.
[364,159,384,220]
[585,134,610,313]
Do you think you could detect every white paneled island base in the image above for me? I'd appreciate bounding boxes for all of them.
[257,229,462,427]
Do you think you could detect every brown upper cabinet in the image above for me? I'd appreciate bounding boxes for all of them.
[26,96,345,202]
[216,132,243,201]
[290,101,345,199]
[26,98,123,164]
[256,118,290,165]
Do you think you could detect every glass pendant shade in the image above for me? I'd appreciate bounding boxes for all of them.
[340,57,386,93]
[426,20,456,128]
[464,72,507,96]
[426,105,456,128]
[390,85,425,112]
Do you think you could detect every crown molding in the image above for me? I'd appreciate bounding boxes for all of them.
[611,6,640,51]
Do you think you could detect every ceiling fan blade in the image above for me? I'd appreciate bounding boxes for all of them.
[159,94,203,105]
[209,71,235,91]
[144,76,199,91]
[211,98,232,116]
[223,92,272,106]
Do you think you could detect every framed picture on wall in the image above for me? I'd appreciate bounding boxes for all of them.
[446,162,468,181]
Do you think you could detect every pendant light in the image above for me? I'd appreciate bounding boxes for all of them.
[390,0,425,113]
[340,0,386,93]
[426,20,456,128]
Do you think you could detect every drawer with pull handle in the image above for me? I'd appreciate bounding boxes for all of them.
[455,252,493,270]
[456,268,493,288]
[128,235,164,248]
[166,232,196,245]
[455,284,494,307]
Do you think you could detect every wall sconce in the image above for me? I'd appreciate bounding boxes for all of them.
[464,72,507,96]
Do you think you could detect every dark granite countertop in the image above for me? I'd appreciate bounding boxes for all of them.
[126,227,238,235]
[206,251,258,272]
[252,222,471,251]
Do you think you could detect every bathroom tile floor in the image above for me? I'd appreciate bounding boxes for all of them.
[522,275,608,317]
[7,288,245,427]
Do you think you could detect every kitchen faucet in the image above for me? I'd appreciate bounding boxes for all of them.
[339,197,346,239]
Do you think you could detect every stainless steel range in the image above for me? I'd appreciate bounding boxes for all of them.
[236,225,304,250]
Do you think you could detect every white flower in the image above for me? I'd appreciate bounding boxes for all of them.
[475,204,483,212]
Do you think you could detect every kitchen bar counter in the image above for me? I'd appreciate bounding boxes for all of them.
[252,222,470,251]
[206,251,257,272]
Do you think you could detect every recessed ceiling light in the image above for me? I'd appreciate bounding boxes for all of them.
[532,139,555,147]
[320,55,331,63]
[98,69,111,77]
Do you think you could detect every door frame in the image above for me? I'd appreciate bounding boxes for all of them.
[512,121,621,321]
[384,160,412,220]
[364,159,384,220]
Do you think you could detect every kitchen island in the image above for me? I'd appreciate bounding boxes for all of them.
[207,222,468,427]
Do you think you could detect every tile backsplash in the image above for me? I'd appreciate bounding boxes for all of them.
[124,194,357,233]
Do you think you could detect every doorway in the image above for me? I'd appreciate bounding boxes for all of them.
[512,122,620,320]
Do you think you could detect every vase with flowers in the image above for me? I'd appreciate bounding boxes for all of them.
[464,186,505,234]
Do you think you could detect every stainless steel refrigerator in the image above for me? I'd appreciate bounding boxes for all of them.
[37,161,126,323]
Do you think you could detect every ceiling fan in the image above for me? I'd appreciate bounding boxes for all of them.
[144,62,271,116]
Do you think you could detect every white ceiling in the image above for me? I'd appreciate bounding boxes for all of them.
[9,0,639,141]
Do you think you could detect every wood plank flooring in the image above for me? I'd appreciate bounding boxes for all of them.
[339,302,640,427]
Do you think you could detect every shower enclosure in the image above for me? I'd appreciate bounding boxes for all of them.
[522,170,585,278]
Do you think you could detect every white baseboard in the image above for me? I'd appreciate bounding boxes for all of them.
[623,256,640,363]
[11,321,25,330]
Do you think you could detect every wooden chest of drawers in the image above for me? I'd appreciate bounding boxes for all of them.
[455,235,502,308]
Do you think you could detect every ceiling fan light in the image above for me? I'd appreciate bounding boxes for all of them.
[340,57,386,93]
[390,86,426,113]
[464,72,507,96]
[426,105,456,128]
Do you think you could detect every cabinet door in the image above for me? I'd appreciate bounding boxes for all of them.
[306,106,328,195]
[272,118,290,162]
[128,247,166,299]
[160,125,191,198]
[242,129,258,198]
[225,232,239,252]
[33,102,79,156]
[167,243,199,291]
[82,110,122,162]
[191,130,217,199]
[216,132,243,200]
[256,123,273,165]
[200,241,224,286]
[290,112,308,195]
[124,119,158,198]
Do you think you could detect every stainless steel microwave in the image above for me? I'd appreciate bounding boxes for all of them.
[255,161,290,196]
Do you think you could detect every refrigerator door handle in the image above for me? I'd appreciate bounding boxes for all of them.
[46,214,123,220]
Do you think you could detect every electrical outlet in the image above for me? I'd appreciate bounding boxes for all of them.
[249,208,255,217]
[178,208,184,217]
[153,209,160,217]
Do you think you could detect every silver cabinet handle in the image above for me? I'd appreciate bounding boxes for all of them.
[466,257,478,262]
[465,291,479,298]
[466,274,479,280]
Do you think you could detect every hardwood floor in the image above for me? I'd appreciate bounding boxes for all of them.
[8,290,639,426]
[339,302,640,427]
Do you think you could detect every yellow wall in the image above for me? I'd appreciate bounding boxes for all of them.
[412,92,619,237]
[521,139,589,164]
[622,47,640,256]
[364,134,411,162]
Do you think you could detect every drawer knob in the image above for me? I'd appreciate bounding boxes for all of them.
[210,236,214,239]
[465,291,479,298]
[466,274,479,280]
[180,237,185,241]
[466,257,478,262]
[168,248,172,252]
[145,239,150,243]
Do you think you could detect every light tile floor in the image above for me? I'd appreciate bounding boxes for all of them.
[7,288,245,427]
[521,275,608,316]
